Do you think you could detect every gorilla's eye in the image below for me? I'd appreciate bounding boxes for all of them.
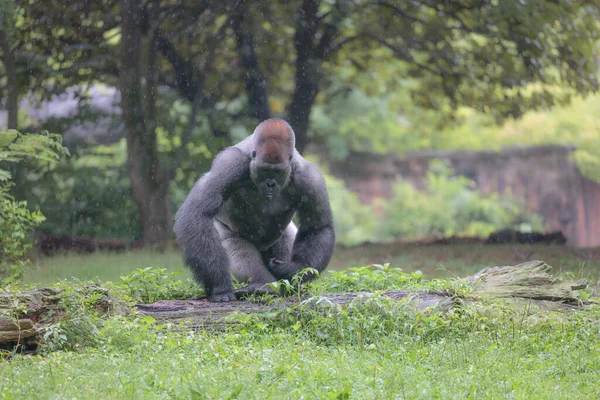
[252,150,256,159]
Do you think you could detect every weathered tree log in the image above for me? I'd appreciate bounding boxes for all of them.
[136,291,455,330]
[0,286,126,354]
[0,261,591,353]
[467,260,587,301]
[137,260,590,328]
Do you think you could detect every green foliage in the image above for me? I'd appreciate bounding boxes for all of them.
[0,130,67,282]
[0,129,68,182]
[14,141,142,240]
[319,157,543,245]
[378,161,543,241]
[0,189,45,282]
[320,168,378,246]
[437,94,600,183]
[2,260,600,398]
[311,85,419,159]
[265,268,321,303]
[41,285,105,352]
[118,267,201,304]
[2,307,599,399]
[311,67,445,158]
[317,263,424,293]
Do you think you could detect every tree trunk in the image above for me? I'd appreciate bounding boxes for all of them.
[287,57,320,154]
[287,0,321,154]
[0,26,18,129]
[119,0,171,242]
[231,4,271,122]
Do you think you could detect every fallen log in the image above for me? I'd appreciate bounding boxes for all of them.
[136,290,455,330]
[0,261,591,353]
[0,285,126,354]
[137,260,590,327]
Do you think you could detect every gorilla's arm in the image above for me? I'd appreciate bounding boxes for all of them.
[173,147,249,301]
[269,163,335,281]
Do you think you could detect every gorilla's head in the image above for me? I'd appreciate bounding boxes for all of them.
[250,119,295,201]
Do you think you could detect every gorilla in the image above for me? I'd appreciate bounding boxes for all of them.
[174,118,335,302]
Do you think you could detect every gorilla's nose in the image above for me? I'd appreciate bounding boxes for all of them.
[266,179,276,188]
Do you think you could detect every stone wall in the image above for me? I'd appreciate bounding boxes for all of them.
[328,145,600,248]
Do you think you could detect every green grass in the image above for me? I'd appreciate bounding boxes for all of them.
[330,243,600,282]
[24,248,191,285]
[5,248,600,399]
[2,327,599,399]
[25,243,600,285]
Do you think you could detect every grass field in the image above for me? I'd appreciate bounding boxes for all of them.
[24,243,600,286]
[4,243,599,399]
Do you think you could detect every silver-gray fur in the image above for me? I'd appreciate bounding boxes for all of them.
[173,119,335,302]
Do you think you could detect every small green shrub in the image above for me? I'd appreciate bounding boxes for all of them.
[317,263,423,293]
[11,140,143,240]
[42,285,105,352]
[0,130,68,283]
[0,188,46,281]
[118,267,201,304]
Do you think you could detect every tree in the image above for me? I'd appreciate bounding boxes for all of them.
[233,0,599,152]
[5,0,600,242]
[0,1,18,130]
[119,0,171,242]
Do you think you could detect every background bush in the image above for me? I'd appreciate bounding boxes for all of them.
[0,130,67,282]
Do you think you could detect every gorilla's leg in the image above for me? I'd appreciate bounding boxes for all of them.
[214,221,277,296]
[262,222,297,280]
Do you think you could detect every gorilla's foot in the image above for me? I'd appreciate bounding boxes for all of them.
[207,291,236,302]
[234,283,276,299]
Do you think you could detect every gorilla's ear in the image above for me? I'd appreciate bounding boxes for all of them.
[289,153,293,161]
[252,150,256,159]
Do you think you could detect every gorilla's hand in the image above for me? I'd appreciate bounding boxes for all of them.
[234,282,276,299]
[268,258,310,281]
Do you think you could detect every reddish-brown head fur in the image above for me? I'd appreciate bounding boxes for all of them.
[253,119,295,164]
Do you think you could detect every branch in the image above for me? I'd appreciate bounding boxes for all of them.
[364,32,441,75]
[375,1,429,25]
[329,34,361,54]
[155,29,197,102]
[314,23,339,59]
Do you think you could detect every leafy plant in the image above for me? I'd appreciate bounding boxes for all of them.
[13,140,143,240]
[42,286,104,352]
[0,189,46,281]
[0,129,68,181]
[437,94,600,183]
[317,263,423,293]
[0,130,67,282]
[266,267,320,302]
[118,267,201,304]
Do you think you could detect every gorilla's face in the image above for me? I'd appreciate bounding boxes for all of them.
[250,152,291,201]
[249,120,295,201]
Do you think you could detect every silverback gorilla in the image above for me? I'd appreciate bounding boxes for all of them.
[174,118,335,302]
